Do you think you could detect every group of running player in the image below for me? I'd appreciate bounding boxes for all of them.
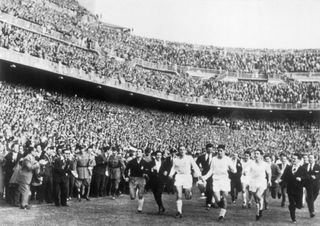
[125,144,319,223]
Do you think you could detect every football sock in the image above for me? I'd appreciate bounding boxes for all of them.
[177,200,182,213]
[138,198,144,211]
[219,208,227,217]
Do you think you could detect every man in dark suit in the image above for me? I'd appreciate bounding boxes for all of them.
[264,154,281,210]
[278,152,290,207]
[3,143,22,206]
[164,148,176,195]
[229,153,242,204]
[39,145,54,203]
[149,151,169,214]
[91,149,107,197]
[196,143,215,210]
[280,153,307,223]
[52,149,71,207]
[304,154,320,218]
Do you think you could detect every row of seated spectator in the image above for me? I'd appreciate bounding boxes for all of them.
[2,0,320,76]
[1,20,320,104]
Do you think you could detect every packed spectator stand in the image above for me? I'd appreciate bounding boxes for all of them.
[0,0,320,107]
[0,19,319,105]
[0,0,320,211]
[0,79,319,204]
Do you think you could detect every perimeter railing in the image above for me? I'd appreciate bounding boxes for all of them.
[1,47,319,111]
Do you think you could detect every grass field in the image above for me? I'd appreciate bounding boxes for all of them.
[0,188,319,226]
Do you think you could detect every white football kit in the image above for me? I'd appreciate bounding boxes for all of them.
[169,155,200,189]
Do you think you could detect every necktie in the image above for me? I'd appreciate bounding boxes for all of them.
[206,155,210,165]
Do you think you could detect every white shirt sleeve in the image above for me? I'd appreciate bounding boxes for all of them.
[265,162,271,182]
[202,159,213,181]
[229,158,237,174]
[191,156,201,177]
[169,158,176,178]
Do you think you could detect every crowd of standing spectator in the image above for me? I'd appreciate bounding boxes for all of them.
[0,80,319,209]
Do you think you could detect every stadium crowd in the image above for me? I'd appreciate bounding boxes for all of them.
[1,20,320,104]
[0,0,94,44]
[1,0,320,76]
[0,0,319,223]
[109,37,320,74]
[47,0,84,12]
[0,80,319,209]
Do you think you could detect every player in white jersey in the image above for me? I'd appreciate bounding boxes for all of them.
[169,146,201,218]
[240,150,253,208]
[202,144,236,222]
[248,149,271,221]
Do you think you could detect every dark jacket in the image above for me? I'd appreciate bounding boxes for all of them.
[149,158,169,186]
[52,156,69,183]
[270,163,281,183]
[93,154,107,175]
[39,152,53,178]
[278,162,289,187]
[229,159,242,180]
[125,158,149,178]
[281,165,307,195]
[3,152,22,184]
[196,154,214,176]
[303,163,320,190]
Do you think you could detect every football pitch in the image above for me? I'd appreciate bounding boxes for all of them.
[0,188,319,226]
